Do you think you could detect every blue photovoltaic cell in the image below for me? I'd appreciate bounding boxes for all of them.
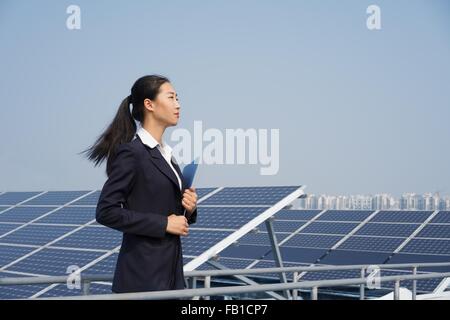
[0,192,42,205]
[83,253,118,275]
[37,283,113,297]
[274,209,322,221]
[318,250,391,265]
[257,220,306,233]
[416,224,450,239]
[370,210,433,223]
[0,223,22,237]
[263,247,328,264]
[317,210,374,222]
[282,234,343,249]
[337,236,405,252]
[0,206,56,223]
[355,223,420,238]
[400,238,450,255]
[429,211,450,224]
[51,226,122,251]
[301,269,360,282]
[183,256,194,266]
[220,244,271,260]
[70,191,101,206]
[196,188,218,199]
[237,232,290,246]
[5,248,105,276]
[196,257,255,271]
[386,253,450,273]
[0,245,35,268]
[181,230,233,256]
[22,191,91,206]
[250,260,306,280]
[380,269,443,293]
[34,206,96,225]
[0,224,76,246]
[300,222,359,235]
[193,207,269,229]
[0,271,50,299]
[200,186,300,205]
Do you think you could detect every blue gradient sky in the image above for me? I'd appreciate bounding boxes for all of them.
[1,0,449,197]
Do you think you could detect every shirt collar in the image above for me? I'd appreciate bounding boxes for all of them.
[136,126,172,154]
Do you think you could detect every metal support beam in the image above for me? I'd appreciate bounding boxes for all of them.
[265,218,291,299]
[206,260,286,300]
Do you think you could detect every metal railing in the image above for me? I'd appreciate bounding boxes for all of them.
[1,262,450,300]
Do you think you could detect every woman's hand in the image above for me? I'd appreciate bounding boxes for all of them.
[182,187,198,216]
[166,214,189,236]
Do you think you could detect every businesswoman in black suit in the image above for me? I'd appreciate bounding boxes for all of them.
[83,74,198,294]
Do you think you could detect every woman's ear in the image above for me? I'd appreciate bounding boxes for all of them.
[143,98,155,112]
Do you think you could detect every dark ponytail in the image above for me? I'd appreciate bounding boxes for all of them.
[80,74,170,175]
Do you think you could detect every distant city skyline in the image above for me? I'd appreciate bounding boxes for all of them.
[296,192,450,211]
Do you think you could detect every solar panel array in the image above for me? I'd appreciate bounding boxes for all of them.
[0,186,302,299]
[1,189,449,299]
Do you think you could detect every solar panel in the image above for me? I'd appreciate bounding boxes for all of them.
[5,248,105,276]
[0,272,50,299]
[354,223,421,238]
[34,207,96,225]
[0,223,22,237]
[0,225,76,246]
[22,191,91,206]
[0,192,42,205]
[190,206,270,229]
[3,189,449,298]
[70,191,101,206]
[274,209,322,221]
[400,238,450,255]
[300,222,359,235]
[37,283,112,297]
[257,220,306,233]
[337,236,404,253]
[200,186,299,205]
[282,234,343,249]
[318,250,390,265]
[181,230,234,256]
[51,226,122,251]
[370,210,433,223]
[415,224,450,239]
[0,245,35,267]
[0,207,56,223]
[194,187,218,199]
[249,260,306,280]
[236,232,291,246]
[218,244,271,260]
[317,210,374,222]
[83,253,118,275]
[429,211,450,224]
[262,247,328,264]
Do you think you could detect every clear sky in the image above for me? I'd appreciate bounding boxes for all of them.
[1,0,449,197]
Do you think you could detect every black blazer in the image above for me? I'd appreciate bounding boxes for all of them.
[96,134,197,293]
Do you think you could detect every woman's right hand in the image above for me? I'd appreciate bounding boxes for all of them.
[166,214,189,236]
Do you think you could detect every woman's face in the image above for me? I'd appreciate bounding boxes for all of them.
[145,82,180,127]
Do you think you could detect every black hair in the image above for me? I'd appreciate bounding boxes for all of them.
[80,74,170,175]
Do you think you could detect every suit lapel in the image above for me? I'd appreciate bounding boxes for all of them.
[136,135,183,193]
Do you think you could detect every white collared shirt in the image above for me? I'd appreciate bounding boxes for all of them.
[135,126,182,191]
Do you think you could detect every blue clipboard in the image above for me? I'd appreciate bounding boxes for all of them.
[182,157,199,189]
[182,158,199,216]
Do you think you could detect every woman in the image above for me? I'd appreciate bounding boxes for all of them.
[83,74,198,294]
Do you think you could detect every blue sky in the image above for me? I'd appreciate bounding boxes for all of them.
[0,0,449,197]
